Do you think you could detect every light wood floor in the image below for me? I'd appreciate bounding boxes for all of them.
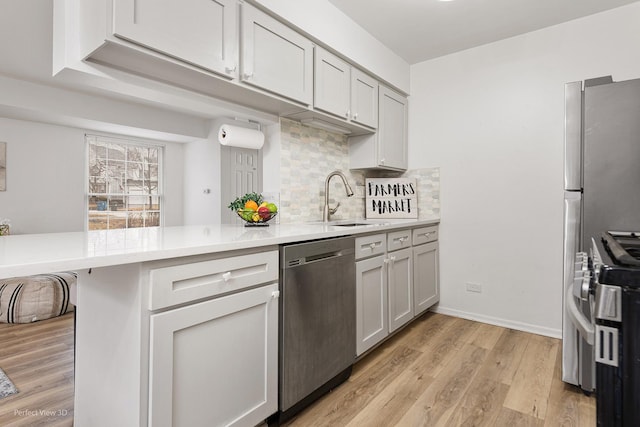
[0,311,595,427]
[0,312,74,427]
[285,312,596,427]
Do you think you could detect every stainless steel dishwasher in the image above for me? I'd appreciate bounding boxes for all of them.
[271,236,355,425]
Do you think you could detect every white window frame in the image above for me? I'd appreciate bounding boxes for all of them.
[85,134,165,231]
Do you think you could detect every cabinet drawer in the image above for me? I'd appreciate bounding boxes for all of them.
[355,234,386,260]
[148,250,279,311]
[413,226,439,245]
[387,229,412,252]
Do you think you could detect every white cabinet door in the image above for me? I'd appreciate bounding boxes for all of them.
[387,247,413,333]
[113,0,238,78]
[314,46,350,119]
[241,3,313,105]
[351,68,378,128]
[378,85,408,170]
[356,255,388,356]
[413,241,439,315]
[314,47,378,129]
[148,283,278,427]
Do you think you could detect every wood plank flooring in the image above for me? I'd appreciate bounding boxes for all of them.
[0,312,74,427]
[285,312,596,427]
[0,311,595,427]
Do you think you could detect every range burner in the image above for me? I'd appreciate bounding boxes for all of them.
[602,231,640,267]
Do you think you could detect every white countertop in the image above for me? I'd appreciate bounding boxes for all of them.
[0,218,439,278]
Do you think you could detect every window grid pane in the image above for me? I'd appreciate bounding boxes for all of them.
[87,136,163,231]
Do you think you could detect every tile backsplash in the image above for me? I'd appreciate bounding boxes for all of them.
[278,118,440,223]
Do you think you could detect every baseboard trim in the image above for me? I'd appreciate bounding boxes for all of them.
[432,306,562,339]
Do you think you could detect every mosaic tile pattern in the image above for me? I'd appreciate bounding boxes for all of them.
[279,118,440,223]
[279,119,365,223]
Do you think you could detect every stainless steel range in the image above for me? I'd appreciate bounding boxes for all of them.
[592,231,640,426]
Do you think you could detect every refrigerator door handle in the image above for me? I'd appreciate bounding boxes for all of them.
[566,286,595,345]
[564,81,582,190]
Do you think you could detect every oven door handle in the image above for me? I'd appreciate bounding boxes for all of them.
[566,286,594,345]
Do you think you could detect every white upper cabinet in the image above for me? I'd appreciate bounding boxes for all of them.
[73,0,394,130]
[349,84,408,171]
[241,3,314,106]
[314,47,351,119]
[351,68,378,128]
[378,85,408,170]
[112,0,238,79]
[314,47,378,129]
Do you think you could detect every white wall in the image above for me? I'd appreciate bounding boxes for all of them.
[0,118,185,234]
[0,119,85,234]
[409,3,640,336]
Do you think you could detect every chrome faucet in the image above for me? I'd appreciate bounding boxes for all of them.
[323,170,354,222]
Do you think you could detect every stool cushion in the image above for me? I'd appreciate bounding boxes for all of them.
[0,273,76,323]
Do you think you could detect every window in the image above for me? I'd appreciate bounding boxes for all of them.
[87,135,163,230]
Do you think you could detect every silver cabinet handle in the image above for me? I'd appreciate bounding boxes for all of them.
[222,271,232,282]
[272,290,280,299]
[242,72,253,80]
[369,243,376,250]
[420,232,433,238]
[225,65,236,73]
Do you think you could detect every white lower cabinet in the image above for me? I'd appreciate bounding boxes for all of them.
[145,249,280,427]
[356,226,439,357]
[148,282,278,427]
[413,241,439,315]
[387,247,413,333]
[355,254,388,356]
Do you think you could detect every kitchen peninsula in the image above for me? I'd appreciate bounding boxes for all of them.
[0,219,438,426]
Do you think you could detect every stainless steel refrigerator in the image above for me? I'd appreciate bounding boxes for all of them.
[563,76,640,391]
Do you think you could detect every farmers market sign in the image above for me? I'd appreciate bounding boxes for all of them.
[365,178,418,219]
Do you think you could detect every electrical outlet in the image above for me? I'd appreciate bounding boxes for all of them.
[466,282,482,293]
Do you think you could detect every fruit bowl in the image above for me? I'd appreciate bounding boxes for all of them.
[236,208,278,226]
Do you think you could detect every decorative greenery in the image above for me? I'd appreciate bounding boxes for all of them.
[227,192,264,211]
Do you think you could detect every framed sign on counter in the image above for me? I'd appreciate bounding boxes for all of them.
[365,178,418,219]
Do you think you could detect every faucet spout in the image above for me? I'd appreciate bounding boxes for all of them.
[323,170,354,222]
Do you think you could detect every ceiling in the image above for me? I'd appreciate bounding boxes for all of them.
[328,0,640,64]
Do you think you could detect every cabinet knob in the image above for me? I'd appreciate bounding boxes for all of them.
[225,65,236,73]
[271,290,280,299]
[369,243,376,250]
[380,158,385,165]
[222,272,232,282]
[242,72,253,80]
[353,113,358,120]
[345,109,350,118]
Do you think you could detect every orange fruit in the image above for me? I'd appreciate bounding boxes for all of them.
[244,200,258,211]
